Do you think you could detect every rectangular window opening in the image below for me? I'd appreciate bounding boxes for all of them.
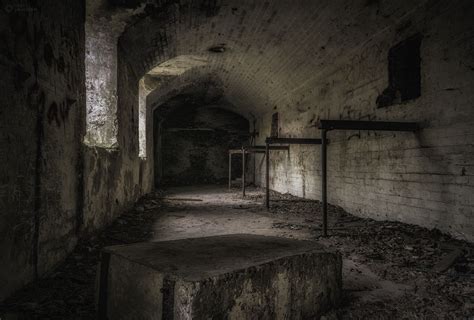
[271,112,279,138]
[377,34,422,108]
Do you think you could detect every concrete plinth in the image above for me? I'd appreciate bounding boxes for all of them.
[97,234,342,320]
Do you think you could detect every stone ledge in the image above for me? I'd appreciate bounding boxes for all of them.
[98,234,342,319]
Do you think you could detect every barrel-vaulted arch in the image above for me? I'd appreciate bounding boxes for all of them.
[137,63,255,188]
[118,0,316,117]
[139,55,210,158]
[148,73,251,187]
[139,59,262,155]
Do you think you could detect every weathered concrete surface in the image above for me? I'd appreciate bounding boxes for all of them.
[82,46,149,234]
[0,0,150,302]
[252,1,474,242]
[0,0,85,301]
[85,21,118,147]
[81,0,154,237]
[85,0,148,147]
[99,234,342,319]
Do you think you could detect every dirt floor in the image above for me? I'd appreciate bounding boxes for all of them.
[1,185,473,319]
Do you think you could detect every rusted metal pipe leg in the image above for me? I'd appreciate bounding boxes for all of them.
[321,130,328,237]
[228,153,232,190]
[242,147,246,197]
[265,143,270,209]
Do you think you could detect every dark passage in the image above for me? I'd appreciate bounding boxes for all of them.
[154,94,249,186]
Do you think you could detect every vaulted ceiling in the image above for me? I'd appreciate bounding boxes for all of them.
[89,0,429,117]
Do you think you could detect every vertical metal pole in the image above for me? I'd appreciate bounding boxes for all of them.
[252,120,257,185]
[265,142,270,209]
[242,147,246,197]
[228,152,232,190]
[321,130,328,237]
[253,148,256,185]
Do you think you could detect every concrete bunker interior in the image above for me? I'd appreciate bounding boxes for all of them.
[1,0,474,319]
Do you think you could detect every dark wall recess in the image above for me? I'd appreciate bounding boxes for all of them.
[271,112,279,138]
[377,34,422,108]
[154,94,249,186]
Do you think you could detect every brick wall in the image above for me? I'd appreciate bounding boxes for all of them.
[254,1,474,242]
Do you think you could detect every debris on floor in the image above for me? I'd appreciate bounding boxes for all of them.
[159,197,204,202]
[0,186,472,319]
[247,187,474,319]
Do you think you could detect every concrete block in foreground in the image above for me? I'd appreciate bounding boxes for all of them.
[97,234,342,319]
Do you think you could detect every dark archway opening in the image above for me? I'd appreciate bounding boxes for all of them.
[153,94,249,188]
